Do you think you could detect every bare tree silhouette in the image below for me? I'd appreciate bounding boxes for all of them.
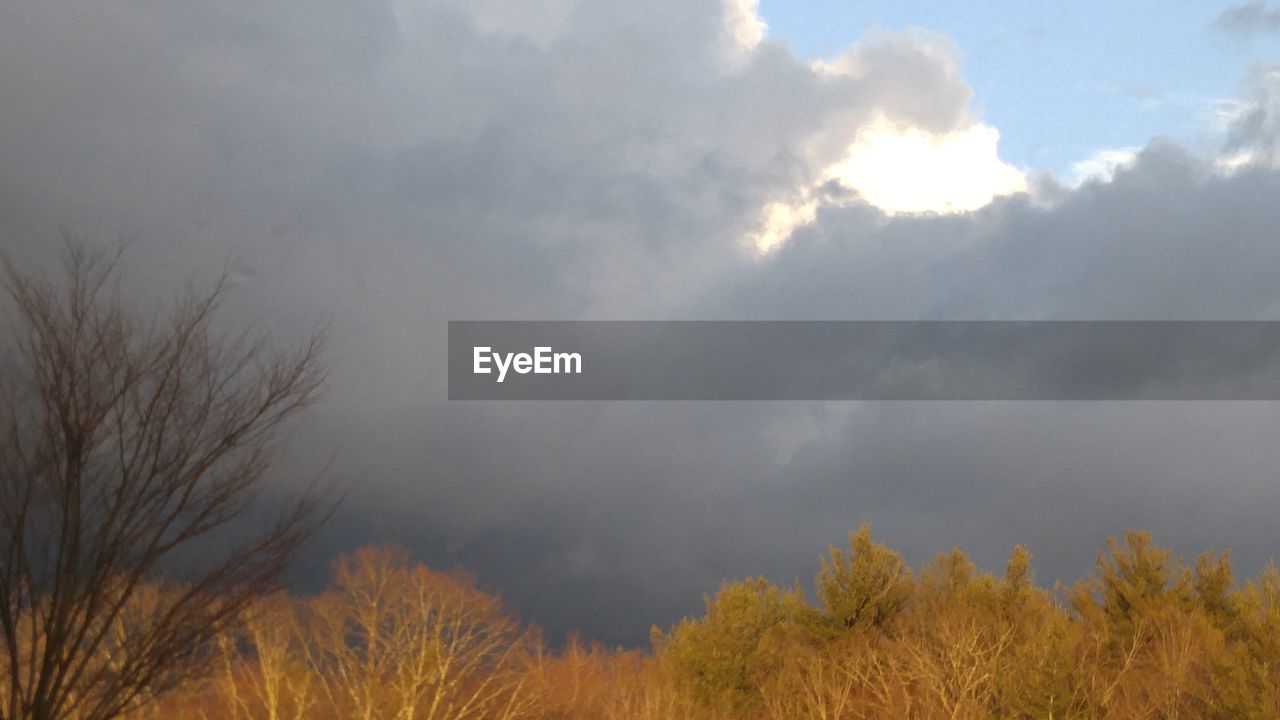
[0,241,331,720]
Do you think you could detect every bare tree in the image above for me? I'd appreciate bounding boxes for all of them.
[0,242,330,720]
[303,546,540,720]
[210,594,315,720]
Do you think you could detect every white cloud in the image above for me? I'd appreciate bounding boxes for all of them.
[752,197,819,253]
[1067,147,1140,186]
[745,30,1025,252]
[720,0,766,66]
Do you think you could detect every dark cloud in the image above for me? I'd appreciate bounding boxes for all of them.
[4,0,1280,647]
[1216,2,1280,38]
[715,141,1280,321]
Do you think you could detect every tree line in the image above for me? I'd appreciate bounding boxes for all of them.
[103,528,1280,719]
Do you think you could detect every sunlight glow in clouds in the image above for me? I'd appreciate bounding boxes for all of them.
[720,5,1025,253]
[753,120,1027,252]
[832,121,1026,213]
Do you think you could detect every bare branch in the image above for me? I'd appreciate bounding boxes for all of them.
[0,240,333,720]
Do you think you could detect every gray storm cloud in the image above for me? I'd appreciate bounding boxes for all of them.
[1216,1,1280,38]
[3,0,1280,645]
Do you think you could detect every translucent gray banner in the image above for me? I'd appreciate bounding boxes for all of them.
[447,321,1280,400]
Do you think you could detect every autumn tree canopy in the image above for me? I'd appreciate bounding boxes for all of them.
[115,527,1280,720]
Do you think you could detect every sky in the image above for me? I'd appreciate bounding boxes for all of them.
[2,0,1280,646]
[760,0,1280,177]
